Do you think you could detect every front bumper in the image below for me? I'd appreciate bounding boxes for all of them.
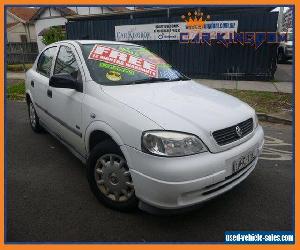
[122,126,264,212]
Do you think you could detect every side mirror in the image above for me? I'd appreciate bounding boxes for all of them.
[49,73,82,92]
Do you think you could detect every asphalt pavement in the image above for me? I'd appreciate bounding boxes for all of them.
[6,101,293,243]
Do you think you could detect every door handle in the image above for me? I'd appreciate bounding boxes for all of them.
[31,80,34,87]
[47,89,52,98]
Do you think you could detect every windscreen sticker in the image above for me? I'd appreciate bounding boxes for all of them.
[136,48,167,65]
[119,47,140,57]
[99,62,135,76]
[119,47,167,65]
[89,45,158,77]
[158,63,172,69]
[106,71,122,81]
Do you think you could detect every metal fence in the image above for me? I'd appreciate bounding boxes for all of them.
[66,7,278,81]
[7,42,39,65]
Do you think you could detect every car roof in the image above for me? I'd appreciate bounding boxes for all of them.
[55,40,140,46]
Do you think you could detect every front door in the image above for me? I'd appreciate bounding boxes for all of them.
[47,44,86,157]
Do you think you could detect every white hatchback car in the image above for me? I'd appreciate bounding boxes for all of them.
[25,40,264,213]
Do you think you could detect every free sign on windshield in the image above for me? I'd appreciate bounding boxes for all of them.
[88,45,158,77]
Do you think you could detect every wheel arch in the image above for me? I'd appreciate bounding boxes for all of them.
[25,90,33,105]
[85,121,131,163]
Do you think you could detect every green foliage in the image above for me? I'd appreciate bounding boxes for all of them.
[7,81,25,100]
[221,89,292,114]
[41,26,66,46]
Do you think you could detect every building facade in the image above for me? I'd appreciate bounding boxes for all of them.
[31,7,130,51]
[6,7,38,43]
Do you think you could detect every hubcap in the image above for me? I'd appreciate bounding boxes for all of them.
[94,154,134,202]
[29,103,36,127]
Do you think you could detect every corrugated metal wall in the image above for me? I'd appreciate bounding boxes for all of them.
[66,8,278,80]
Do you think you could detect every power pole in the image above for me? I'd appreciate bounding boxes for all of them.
[277,7,284,32]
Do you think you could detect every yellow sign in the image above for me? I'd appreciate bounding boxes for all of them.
[106,71,122,81]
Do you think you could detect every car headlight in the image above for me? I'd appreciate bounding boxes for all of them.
[253,114,259,129]
[142,131,207,157]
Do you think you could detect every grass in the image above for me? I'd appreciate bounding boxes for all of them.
[7,64,32,72]
[221,89,292,114]
[7,81,25,100]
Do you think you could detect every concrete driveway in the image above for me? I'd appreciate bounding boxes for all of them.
[275,61,293,82]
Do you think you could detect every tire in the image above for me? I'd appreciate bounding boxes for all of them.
[87,140,138,212]
[27,99,43,133]
[277,50,286,64]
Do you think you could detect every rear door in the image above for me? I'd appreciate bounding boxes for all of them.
[47,44,86,156]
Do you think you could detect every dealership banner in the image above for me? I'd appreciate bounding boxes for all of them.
[115,21,238,41]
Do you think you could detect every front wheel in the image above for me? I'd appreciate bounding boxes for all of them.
[87,140,138,211]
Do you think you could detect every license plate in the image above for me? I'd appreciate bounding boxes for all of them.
[232,149,257,174]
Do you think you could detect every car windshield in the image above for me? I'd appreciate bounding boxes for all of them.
[81,43,189,86]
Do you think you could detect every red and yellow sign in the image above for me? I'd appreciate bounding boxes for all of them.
[88,44,158,77]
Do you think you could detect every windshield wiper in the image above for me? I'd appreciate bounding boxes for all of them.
[132,77,170,84]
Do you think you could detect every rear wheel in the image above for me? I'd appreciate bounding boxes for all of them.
[28,100,43,132]
[87,140,138,211]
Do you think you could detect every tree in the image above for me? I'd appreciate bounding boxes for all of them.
[42,26,66,46]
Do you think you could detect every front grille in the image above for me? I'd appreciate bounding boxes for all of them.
[212,118,253,146]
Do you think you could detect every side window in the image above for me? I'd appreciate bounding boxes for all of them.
[37,47,57,78]
[54,45,82,82]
